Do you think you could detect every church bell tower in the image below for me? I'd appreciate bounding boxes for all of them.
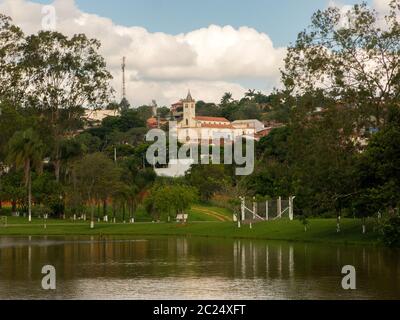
[182,90,196,128]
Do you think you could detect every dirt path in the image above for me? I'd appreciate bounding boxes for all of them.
[191,206,232,222]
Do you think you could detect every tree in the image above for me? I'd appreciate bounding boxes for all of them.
[0,102,26,211]
[120,97,131,111]
[195,101,221,117]
[283,1,400,129]
[74,153,121,229]
[0,14,25,104]
[221,92,233,105]
[7,129,44,222]
[354,107,400,219]
[0,171,25,215]
[288,98,358,217]
[32,173,63,217]
[245,89,256,100]
[186,165,229,202]
[145,183,198,221]
[21,31,113,181]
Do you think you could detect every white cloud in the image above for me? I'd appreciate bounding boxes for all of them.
[0,0,285,106]
[330,0,395,15]
[373,0,392,12]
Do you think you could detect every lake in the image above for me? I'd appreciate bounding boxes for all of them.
[0,236,399,300]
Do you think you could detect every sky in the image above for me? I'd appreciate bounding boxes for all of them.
[0,0,390,106]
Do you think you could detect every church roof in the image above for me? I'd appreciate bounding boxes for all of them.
[195,116,230,123]
[183,90,195,102]
[232,119,263,124]
[201,123,234,129]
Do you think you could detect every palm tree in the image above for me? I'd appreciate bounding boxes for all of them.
[221,92,233,105]
[7,129,44,222]
[245,89,256,100]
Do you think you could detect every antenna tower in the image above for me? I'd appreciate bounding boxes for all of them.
[122,56,126,100]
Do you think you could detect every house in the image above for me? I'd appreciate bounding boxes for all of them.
[84,109,120,127]
[171,101,184,121]
[147,117,169,129]
[232,119,265,135]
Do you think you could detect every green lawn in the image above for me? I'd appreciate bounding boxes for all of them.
[0,217,380,246]
[0,204,232,224]
[188,205,233,222]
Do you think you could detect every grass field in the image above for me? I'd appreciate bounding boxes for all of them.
[0,214,380,246]
[188,205,232,222]
[0,204,232,223]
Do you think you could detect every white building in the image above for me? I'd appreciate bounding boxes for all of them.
[232,119,265,135]
[176,92,265,144]
[84,109,120,127]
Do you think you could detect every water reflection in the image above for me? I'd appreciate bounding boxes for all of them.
[0,236,399,300]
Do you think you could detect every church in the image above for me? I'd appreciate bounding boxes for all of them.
[175,92,265,144]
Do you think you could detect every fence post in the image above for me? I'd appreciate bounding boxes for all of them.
[240,197,245,221]
[253,197,257,220]
[277,197,282,218]
[289,196,294,221]
[266,201,269,221]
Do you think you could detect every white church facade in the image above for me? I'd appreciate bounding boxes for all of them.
[176,92,265,144]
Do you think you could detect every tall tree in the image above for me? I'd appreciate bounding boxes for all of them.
[283,0,400,129]
[354,107,400,217]
[74,153,121,229]
[0,14,25,104]
[21,31,113,181]
[221,92,233,105]
[7,129,44,222]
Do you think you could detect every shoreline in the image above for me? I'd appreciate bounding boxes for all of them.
[0,218,382,247]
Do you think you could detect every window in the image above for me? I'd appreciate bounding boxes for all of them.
[186,119,189,126]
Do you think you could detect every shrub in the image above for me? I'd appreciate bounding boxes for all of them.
[298,215,309,232]
[380,216,400,247]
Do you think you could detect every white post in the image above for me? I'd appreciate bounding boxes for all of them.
[277,197,282,219]
[28,173,32,223]
[253,197,257,220]
[289,196,294,221]
[240,197,245,221]
[266,201,269,221]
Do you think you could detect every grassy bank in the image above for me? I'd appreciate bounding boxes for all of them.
[0,217,380,246]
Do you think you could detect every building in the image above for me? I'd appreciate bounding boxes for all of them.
[175,92,266,144]
[84,109,120,127]
[147,117,169,129]
[232,119,265,135]
[171,101,184,121]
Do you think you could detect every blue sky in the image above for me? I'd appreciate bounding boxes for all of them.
[33,0,366,46]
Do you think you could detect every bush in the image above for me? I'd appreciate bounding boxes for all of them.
[298,215,310,232]
[380,216,400,247]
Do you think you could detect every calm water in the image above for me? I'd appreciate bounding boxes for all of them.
[0,236,399,300]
